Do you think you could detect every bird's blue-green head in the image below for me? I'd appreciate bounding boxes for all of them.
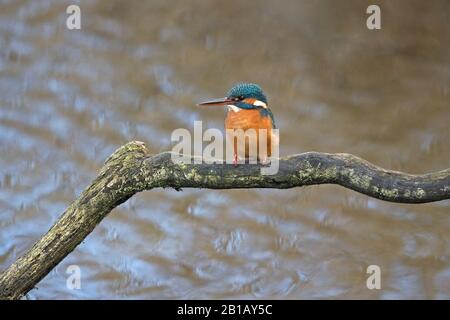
[227,83,268,107]
[198,83,269,110]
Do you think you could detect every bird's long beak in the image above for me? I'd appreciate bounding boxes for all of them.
[197,97,235,106]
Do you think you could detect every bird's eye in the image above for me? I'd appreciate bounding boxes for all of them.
[239,95,244,100]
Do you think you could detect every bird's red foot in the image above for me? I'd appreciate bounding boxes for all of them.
[233,154,238,167]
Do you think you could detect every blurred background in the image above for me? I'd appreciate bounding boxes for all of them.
[0,0,449,299]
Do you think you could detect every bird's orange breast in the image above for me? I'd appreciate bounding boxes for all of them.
[225,109,272,131]
[225,109,274,158]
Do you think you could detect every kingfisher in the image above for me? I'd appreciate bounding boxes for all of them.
[198,83,277,166]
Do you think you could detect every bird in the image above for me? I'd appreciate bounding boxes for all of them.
[198,83,277,166]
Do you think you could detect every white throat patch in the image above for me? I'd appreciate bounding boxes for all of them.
[227,105,241,112]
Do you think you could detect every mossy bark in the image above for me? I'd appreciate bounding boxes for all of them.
[0,141,449,299]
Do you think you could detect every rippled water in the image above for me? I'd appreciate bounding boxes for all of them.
[0,0,449,299]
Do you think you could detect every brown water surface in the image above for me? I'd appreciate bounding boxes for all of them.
[0,0,449,299]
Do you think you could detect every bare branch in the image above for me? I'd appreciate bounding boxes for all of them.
[1,141,449,299]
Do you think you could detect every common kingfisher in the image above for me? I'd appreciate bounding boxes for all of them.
[198,83,277,166]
